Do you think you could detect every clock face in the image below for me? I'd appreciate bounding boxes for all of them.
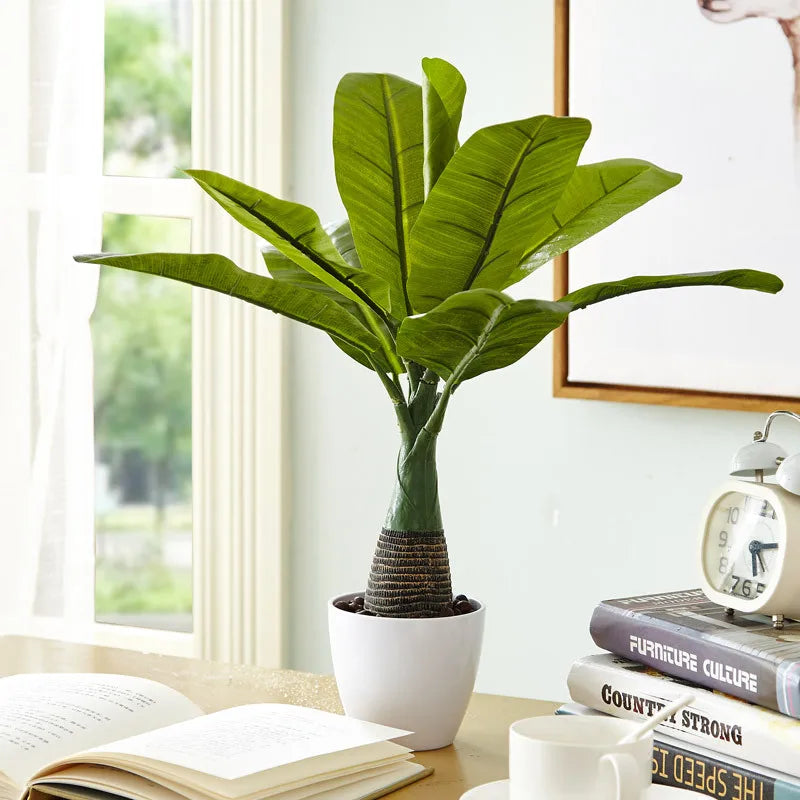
[703,491,782,602]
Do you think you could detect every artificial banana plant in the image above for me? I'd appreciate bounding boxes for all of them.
[78,58,782,618]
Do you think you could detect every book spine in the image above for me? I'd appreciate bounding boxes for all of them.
[651,737,800,800]
[556,703,800,800]
[567,657,800,778]
[590,603,782,714]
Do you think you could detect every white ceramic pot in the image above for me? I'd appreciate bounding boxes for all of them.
[328,592,486,751]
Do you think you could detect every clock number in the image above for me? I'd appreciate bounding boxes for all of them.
[719,556,729,574]
[727,507,740,525]
[719,530,728,547]
[727,576,765,599]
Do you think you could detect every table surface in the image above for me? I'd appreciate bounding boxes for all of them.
[0,636,558,800]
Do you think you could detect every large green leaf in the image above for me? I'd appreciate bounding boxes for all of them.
[75,252,381,356]
[261,221,404,374]
[562,269,783,309]
[408,115,591,312]
[397,289,572,384]
[186,169,391,316]
[421,57,466,194]
[507,159,681,286]
[333,73,424,318]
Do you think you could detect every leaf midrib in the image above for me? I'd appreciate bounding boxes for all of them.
[96,253,379,353]
[381,75,413,316]
[207,182,390,321]
[518,169,645,267]
[449,300,509,383]
[461,127,552,291]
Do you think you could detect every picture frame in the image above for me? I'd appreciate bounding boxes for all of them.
[552,0,800,413]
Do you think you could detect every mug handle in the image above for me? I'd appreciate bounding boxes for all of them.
[599,752,643,800]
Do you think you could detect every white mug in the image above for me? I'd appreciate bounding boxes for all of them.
[509,716,652,800]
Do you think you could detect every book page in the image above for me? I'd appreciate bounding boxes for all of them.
[0,674,202,787]
[30,762,404,800]
[84,705,410,782]
[30,765,184,800]
[28,762,429,800]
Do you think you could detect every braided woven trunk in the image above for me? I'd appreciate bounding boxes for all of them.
[366,528,452,617]
[364,428,453,617]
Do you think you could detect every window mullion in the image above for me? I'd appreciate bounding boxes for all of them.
[102,176,195,218]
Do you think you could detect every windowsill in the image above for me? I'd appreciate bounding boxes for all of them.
[0,615,195,657]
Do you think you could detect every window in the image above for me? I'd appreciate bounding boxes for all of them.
[94,215,193,632]
[2,0,286,665]
[94,0,194,634]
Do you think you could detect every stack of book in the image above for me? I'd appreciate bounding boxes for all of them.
[562,589,800,800]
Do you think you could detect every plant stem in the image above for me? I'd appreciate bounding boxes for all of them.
[361,310,404,375]
[423,372,456,436]
[366,426,452,617]
[362,364,455,617]
[406,360,424,396]
[363,358,456,617]
[368,356,413,433]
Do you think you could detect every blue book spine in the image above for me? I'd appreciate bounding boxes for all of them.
[651,737,800,800]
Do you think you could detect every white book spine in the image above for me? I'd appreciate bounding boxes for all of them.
[568,654,800,778]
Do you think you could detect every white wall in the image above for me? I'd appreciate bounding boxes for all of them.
[286,0,776,701]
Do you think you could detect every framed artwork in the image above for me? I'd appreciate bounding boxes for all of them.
[553,0,800,412]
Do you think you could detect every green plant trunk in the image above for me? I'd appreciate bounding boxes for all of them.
[365,428,453,617]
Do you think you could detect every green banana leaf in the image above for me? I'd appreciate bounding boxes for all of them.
[333,73,423,318]
[186,169,391,317]
[508,159,682,286]
[397,289,572,384]
[421,57,466,194]
[398,268,782,385]
[75,252,381,357]
[261,222,404,374]
[408,115,591,312]
[561,269,784,309]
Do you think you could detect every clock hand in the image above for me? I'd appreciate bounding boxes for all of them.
[749,540,762,577]
[758,551,767,573]
[760,543,779,550]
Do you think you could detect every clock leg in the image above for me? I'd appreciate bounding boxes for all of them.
[773,614,785,630]
[725,608,735,617]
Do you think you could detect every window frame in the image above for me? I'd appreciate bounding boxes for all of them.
[191,0,287,668]
[4,0,287,666]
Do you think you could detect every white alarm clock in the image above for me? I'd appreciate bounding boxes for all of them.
[699,411,800,628]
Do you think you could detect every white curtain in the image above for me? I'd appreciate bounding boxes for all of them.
[0,0,104,620]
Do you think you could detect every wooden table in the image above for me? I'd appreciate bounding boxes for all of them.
[0,636,558,799]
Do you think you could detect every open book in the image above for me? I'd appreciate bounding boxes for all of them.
[0,674,430,800]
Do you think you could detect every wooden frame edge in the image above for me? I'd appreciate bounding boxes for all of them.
[550,0,799,414]
[552,0,572,404]
[553,382,800,414]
